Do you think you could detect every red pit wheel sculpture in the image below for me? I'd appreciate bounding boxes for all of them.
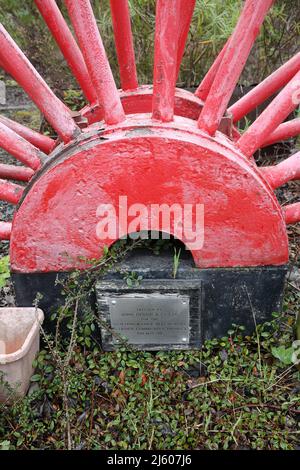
[0,0,299,343]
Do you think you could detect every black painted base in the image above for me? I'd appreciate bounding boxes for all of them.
[12,249,288,350]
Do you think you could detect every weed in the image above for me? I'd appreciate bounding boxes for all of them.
[0,1,298,89]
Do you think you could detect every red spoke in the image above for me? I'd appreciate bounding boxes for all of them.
[198,0,274,135]
[35,0,97,104]
[262,118,300,148]
[176,0,196,81]
[237,70,300,157]
[0,164,34,182]
[0,115,55,154]
[0,221,11,240]
[0,121,46,170]
[0,179,24,204]
[65,0,125,125]
[110,0,138,91]
[228,52,300,122]
[152,0,181,122]
[0,25,80,143]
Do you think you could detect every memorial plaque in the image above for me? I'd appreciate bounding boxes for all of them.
[108,294,190,345]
